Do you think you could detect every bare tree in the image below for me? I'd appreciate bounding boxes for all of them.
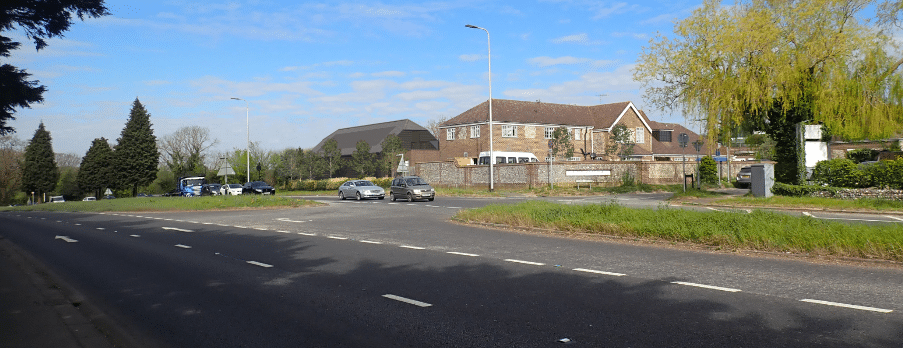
[0,135,25,204]
[158,126,219,177]
[55,153,81,168]
[425,115,449,138]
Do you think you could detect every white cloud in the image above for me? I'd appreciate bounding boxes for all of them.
[372,71,406,77]
[528,56,591,67]
[550,33,603,45]
[459,54,483,62]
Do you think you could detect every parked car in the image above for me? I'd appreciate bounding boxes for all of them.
[220,183,244,195]
[390,176,435,202]
[162,189,181,197]
[201,183,222,196]
[103,195,116,200]
[736,166,752,188]
[338,180,385,200]
[82,196,96,201]
[243,181,276,195]
[136,193,149,197]
[49,196,65,203]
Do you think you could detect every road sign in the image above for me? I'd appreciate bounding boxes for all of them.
[548,140,554,149]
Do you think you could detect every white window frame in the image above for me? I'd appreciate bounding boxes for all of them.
[502,125,517,138]
[470,125,480,138]
[574,128,581,141]
[544,127,555,139]
[446,128,455,141]
[635,127,644,144]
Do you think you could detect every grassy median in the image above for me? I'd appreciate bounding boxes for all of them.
[454,201,902,261]
[0,195,321,212]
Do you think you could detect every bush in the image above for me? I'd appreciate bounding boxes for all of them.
[811,158,870,188]
[846,149,879,163]
[861,158,903,189]
[771,182,839,197]
[698,156,718,184]
[372,177,392,188]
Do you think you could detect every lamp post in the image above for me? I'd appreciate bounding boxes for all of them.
[230,97,250,183]
[679,133,689,192]
[466,24,493,192]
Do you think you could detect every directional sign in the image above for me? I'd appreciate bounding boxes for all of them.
[162,227,194,232]
[55,235,78,243]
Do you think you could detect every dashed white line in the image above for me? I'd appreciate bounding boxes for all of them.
[360,240,382,244]
[327,236,348,240]
[400,245,425,250]
[175,244,192,249]
[162,227,194,232]
[671,281,741,292]
[800,299,893,313]
[96,227,105,230]
[382,294,432,307]
[448,207,462,209]
[505,259,545,266]
[573,268,626,277]
[297,232,316,236]
[246,261,274,268]
[130,235,140,238]
[884,215,903,221]
[447,251,479,257]
[802,212,813,217]
[254,228,269,231]
[276,230,290,234]
[810,216,901,223]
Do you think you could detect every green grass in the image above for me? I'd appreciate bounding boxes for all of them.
[714,195,903,212]
[0,195,321,212]
[455,200,902,261]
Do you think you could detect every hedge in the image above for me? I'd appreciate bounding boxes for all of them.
[771,182,840,197]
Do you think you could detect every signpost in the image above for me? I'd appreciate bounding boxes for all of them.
[548,140,554,189]
[678,133,689,192]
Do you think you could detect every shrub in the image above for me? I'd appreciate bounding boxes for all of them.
[323,179,343,191]
[698,156,717,184]
[846,149,879,163]
[862,158,903,189]
[811,158,870,188]
[372,178,392,188]
[771,182,839,197]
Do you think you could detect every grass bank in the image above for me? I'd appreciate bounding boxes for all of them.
[1,195,321,212]
[454,201,902,262]
[711,195,902,212]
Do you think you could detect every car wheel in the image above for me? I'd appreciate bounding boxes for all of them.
[378,196,384,200]
[390,193,396,202]
[428,197,434,202]
[356,192,362,200]
[339,192,345,200]
[407,192,413,202]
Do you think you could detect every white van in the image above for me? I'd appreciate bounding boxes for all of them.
[477,151,540,165]
[49,196,65,203]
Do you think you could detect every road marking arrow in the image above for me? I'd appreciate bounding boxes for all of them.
[162,227,194,232]
[55,235,78,243]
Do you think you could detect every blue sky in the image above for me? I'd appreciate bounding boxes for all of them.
[8,0,703,157]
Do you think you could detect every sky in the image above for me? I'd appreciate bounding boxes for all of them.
[7,0,709,157]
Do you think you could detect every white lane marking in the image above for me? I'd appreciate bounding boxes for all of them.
[175,244,192,249]
[811,216,901,223]
[447,251,479,257]
[233,226,248,229]
[400,245,425,250]
[800,299,893,313]
[162,227,194,232]
[382,294,432,307]
[505,259,545,266]
[327,236,347,240]
[55,235,78,243]
[277,230,290,234]
[247,261,274,268]
[802,212,813,217]
[254,228,269,231]
[163,218,173,221]
[96,227,105,230]
[406,204,416,206]
[884,215,903,221]
[74,223,81,226]
[706,207,721,212]
[277,218,307,223]
[130,235,141,238]
[448,207,462,209]
[202,222,213,225]
[298,232,316,236]
[671,281,741,292]
[573,268,626,277]
[388,202,399,205]
[360,240,382,244]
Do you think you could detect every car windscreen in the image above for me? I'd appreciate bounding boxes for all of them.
[228,184,242,188]
[355,181,374,186]
[251,181,269,187]
[406,178,428,186]
[184,179,204,186]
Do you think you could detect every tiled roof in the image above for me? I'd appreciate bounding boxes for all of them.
[441,99,633,128]
[311,119,435,156]
[648,120,705,156]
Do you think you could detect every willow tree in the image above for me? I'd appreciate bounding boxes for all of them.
[634,0,902,184]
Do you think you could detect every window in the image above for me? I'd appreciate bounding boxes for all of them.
[655,130,672,142]
[574,129,581,141]
[635,127,644,144]
[446,128,455,141]
[502,125,517,138]
[544,127,555,139]
[470,125,480,138]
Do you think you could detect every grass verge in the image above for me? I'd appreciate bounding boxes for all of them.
[0,195,321,212]
[454,200,902,262]
[712,195,902,212]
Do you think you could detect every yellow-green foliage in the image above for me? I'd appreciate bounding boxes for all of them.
[456,201,902,261]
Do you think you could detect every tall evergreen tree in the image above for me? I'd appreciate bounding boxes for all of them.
[113,98,159,196]
[77,137,113,198]
[21,122,59,201]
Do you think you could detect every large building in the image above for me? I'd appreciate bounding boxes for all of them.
[312,119,438,156]
[437,99,701,163]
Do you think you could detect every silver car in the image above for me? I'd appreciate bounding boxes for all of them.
[338,180,385,200]
[390,176,435,202]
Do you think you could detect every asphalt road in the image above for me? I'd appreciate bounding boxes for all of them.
[0,196,900,347]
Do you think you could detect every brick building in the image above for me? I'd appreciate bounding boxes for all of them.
[437,99,701,163]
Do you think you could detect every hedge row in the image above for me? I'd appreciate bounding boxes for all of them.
[771,182,840,197]
[283,177,393,191]
[811,158,903,189]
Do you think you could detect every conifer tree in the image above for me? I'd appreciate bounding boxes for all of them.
[78,137,113,198]
[113,99,159,196]
[21,122,59,201]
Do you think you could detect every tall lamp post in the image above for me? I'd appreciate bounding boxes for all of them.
[679,133,689,192]
[230,97,250,183]
[693,140,703,189]
[466,24,493,191]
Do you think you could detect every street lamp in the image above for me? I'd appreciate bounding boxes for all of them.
[679,133,689,192]
[230,97,250,183]
[693,140,703,189]
[466,24,494,191]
